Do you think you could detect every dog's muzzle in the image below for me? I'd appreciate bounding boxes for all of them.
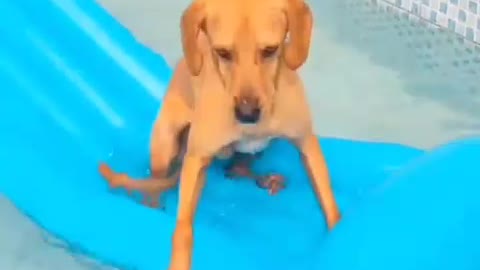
[234,96,261,124]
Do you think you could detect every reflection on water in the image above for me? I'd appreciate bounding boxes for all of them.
[0,197,114,270]
[1,0,479,269]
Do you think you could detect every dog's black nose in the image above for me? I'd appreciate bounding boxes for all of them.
[234,96,261,124]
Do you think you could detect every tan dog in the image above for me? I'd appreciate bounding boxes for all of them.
[99,0,341,269]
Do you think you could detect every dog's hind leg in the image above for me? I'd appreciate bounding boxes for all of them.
[99,111,190,207]
[99,164,179,208]
[150,93,191,178]
[99,77,192,207]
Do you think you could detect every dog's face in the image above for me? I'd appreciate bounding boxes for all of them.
[181,0,313,125]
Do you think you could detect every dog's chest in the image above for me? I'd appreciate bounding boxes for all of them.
[233,137,273,154]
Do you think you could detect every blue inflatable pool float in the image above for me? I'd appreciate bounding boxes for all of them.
[1,1,479,270]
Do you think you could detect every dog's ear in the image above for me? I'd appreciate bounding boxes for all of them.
[181,1,206,76]
[283,0,313,70]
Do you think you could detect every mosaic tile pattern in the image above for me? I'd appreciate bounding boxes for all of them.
[332,0,480,120]
[376,0,480,43]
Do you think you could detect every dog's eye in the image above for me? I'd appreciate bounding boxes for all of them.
[261,46,278,58]
[215,48,233,61]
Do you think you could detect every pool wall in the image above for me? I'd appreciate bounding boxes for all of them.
[376,0,480,44]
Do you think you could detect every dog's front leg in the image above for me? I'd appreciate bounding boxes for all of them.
[293,133,341,229]
[169,154,210,270]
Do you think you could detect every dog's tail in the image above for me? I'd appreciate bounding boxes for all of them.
[98,163,179,195]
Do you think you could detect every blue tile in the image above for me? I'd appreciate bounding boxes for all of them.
[440,2,448,13]
[448,19,456,30]
[422,0,429,5]
[458,9,467,22]
[466,27,474,41]
[412,3,419,14]
[395,0,401,6]
[450,0,458,5]
[469,1,478,13]
[430,10,437,22]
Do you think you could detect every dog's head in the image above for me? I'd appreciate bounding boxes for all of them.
[181,0,313,125]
